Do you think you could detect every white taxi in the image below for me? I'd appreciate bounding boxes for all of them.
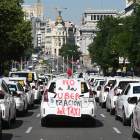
[6,81,28,116]
[99,77,115,108]
[115,83,140,126]
[131,96,140,138]
[0,79,16,128]
[106,78,139,115]
[40,78,97,127]
[9,77,34,109]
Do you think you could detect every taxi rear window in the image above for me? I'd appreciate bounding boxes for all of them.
[8,84,17,91]
[10,73,35,83]
[118,81,139,90]
[133,86,140,94]
[48,82,56,93]
[81,82,89,93]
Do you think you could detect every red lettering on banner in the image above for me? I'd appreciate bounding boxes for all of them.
[57,106,65,115]
[70,80,75,86]
[70,93,74,100]
[58,93,63,99]
[63,80,69,85]
[64,93,69,99]
[70,107,74,116]
[75,93,80,100]
[78,108,80,117]
[74,107,78,116]
[63,80,75,86]
[67,107,71,116]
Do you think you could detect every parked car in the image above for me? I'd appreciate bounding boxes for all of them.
[131,96,140,138]
[93,79,105,100]
[9,77,34,109]
[9,71,41,103]
[40,78,97,127]
[0,79,16,128]
[6,81,28,116]
[115,83,140,126]
[106,78,139,115]
[99,77,115,108]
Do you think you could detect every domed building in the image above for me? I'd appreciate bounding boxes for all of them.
[22,0,44,21]
[34,0,44,20]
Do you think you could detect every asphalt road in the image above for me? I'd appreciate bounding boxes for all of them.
[1,101,139,140]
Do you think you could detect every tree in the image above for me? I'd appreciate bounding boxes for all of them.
[0,0,32,75]
[88,16,122,69]
[60,44,82,61]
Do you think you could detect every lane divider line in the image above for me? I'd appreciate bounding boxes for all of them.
[100,114,105,117]
[113,127,121,133]
[37,114,40,117]
[25,127,33,133]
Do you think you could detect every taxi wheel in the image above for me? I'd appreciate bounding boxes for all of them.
[131,116,137,138]
[3,114,10,129]
[20,107,25,117]
[115,108,119,120]
[12,107,16,123]
[122,109,128,126]
[110,108,114,115]
[41,118,47,127]
[106,106,109,112]
[101,102,105,108]
[0,116,2,137]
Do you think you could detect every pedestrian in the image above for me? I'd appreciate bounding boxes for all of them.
[79,72,83,78]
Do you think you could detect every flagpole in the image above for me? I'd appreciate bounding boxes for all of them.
[67,55,68,70]
[63,56,64,73]
[21,57,22,71]
[57,56,58,71]
[72,55,73,75]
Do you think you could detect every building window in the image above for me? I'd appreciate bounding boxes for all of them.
[94,15,96,20]
[97,15,99,20]
[91,15,93,20]
[59,43,61,46]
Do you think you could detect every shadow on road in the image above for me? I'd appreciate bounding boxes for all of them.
[10,120,23,129]
[46,119,103,128]
[30,105,40,110]
[1,133,13,140]
[24,111,34,117]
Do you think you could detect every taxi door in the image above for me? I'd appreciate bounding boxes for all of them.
[81,82,90,108]
[47,82,56,108]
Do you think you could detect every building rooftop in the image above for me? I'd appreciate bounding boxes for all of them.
[85,7,118,14]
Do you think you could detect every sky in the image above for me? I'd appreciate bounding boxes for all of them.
[23,0,126,25]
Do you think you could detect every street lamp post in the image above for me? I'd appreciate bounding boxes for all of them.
[118,23,126,67]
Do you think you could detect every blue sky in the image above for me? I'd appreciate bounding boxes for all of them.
[23,0,126,25]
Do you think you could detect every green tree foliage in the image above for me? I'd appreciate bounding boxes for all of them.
[127,3,140,68]
[0,0,32,74]
[60,44,82,61]
[88,15,134,70]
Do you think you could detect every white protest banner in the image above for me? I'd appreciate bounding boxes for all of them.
[56,79,81,117]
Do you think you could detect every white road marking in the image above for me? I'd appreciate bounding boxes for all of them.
[100,114,105,117]
[113,127,121,133]
[37,114,40,117]
[25,127,33,133]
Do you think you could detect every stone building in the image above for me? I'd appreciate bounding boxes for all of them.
[78,7,118,69]
[80,7,118,56]
[45,12,75,56]
[120,0,133,17]
[22,0,44,21]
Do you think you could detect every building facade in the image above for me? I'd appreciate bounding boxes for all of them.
[22,0,44,21]
[80,7,118,56]
[120,0,134,17]
[45,12,75,56]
